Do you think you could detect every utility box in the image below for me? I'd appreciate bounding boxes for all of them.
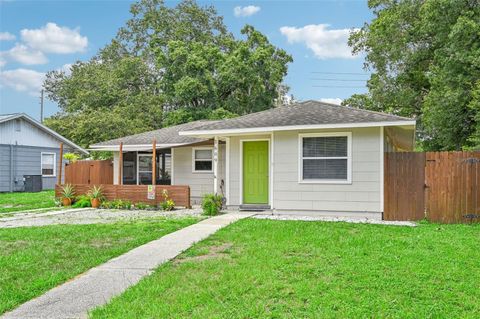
[24,175,43,192]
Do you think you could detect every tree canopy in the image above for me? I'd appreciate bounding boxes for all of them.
[44,0,292,148]
[345,0,480,150]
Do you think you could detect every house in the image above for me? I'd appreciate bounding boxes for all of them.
[0,113,88,192]
[90,100,415,218]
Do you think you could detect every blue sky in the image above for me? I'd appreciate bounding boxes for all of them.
[0,0,372,120]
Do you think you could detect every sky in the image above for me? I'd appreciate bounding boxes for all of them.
[0,0,373,121]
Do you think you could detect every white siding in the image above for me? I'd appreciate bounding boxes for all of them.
[172,145,225,203]
[0,118,63,148]
[272,127,382,213]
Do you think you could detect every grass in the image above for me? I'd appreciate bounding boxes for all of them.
[0,190,56,214]
[91,219,480,319]
[0,217,199,314]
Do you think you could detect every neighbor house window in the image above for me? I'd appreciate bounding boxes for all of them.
[192,148,213,172]
[299,133,351,183]
[41,153,55,176]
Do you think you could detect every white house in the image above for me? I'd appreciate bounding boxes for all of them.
[90,100,415,219]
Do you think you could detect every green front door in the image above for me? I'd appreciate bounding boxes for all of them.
[243,141,269,204]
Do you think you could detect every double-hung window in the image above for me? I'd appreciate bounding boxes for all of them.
[299,132,351,183]
[41,152,56,177]
[192,148,213,172]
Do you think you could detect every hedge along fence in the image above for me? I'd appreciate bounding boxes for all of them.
[55,184,191,208]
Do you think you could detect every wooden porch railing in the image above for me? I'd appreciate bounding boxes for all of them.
[55,184,191,208]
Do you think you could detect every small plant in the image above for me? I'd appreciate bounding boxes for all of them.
[100,200,113,209]
[63,153,80,163]
[160,189,175,211]
[135,202,148,210]
[201,193,223,216]
[60,184,75,206]
[72,195,92,208]
[88,185,104,208]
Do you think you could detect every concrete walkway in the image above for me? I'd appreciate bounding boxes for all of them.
[2,212,254,319]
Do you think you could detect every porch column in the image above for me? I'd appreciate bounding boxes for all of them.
[118,142,123,185]
[152,139,156,185]
[57,142,63,185]
[213,136,219,194]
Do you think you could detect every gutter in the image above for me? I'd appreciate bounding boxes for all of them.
[178,120,417,137]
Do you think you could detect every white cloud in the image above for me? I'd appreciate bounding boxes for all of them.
[280,24,358,59]
[0,32,15,41]
[58,63,73,76]
[20,22,88,54]
[0,68,45,95]
[5,44,48,65]
[320,98,343,105]
[234,5,260,17]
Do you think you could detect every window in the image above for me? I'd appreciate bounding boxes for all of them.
[192,148,213,172]
[299,133,351,183]
[137,154,152,185]
[41,153,55,176]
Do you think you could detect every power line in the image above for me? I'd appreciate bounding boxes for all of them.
[312,85,366,88]
[311,71,370,76]
[310,78,367,82]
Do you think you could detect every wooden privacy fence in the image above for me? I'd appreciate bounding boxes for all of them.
[384,151,480,223]
[55,184,191,208]
[65,160,113,185]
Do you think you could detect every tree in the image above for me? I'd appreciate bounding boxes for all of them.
[44,0,292,148]
[345,0,480,150]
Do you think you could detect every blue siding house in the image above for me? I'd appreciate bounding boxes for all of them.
[0,113,88,192]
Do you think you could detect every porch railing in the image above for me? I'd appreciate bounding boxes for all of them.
[55,184,191,208]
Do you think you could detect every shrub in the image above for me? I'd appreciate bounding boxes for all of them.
[72,195,92,208]
[160,189,175,211]
[63,153,80,163]
[60,184,75,200]
[135,202,148,210]
[88,185,104,200]
[161,199,175,211]
[99,199,132,210]
[201,194,223,216]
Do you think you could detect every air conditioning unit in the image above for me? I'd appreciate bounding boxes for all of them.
[24,175,43,192]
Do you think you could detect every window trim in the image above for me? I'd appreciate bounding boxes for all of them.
[298,132,352,184]
[192,147,213,173]
[41,152,56,177]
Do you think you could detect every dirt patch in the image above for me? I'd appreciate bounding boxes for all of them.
[174,243,233,265]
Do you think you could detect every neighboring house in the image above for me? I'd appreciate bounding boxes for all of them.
[0,113,88,192]
[90,101,415,218]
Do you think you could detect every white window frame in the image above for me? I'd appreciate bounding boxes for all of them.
[41,152,56,177]
[298,132,352,184]
[137,153,153,185]
[192,147,213,173]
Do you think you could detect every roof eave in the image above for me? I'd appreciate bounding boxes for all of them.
[179,120,417,137]
[2,113,89,155]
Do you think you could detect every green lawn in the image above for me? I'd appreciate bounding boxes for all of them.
[91,219,480,319]
[0,190,56,214]
[0,217,199,314]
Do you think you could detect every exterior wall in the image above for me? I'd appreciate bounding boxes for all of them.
[0,144,68,192]
[226,134,272,207]
[172,144,225,204]
[225,129,382,215]
[271,127,382,213]
[0,117,62,148]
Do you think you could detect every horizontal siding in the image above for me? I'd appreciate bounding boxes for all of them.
[0,118,64,148]
[172,145,226,200]
[272,127,382,213]
[0,145,68,192]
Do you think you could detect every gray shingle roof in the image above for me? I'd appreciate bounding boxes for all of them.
[181,100,414,133]
[91,120,219,147]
